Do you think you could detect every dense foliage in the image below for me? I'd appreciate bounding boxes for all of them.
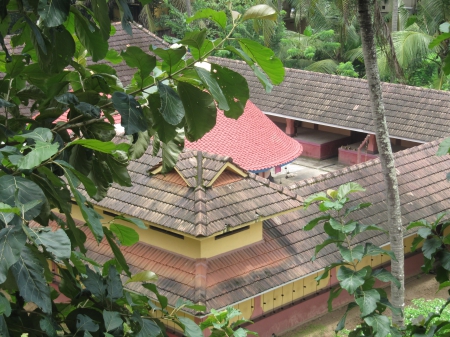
[0,1,285,335]
[304,181,450,337]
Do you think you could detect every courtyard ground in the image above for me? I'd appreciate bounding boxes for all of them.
[281,273,449,337]
[272,157,345,185]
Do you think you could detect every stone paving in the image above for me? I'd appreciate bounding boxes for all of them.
[271,156,347,186]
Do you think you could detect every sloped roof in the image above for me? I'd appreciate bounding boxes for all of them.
[211,57,450,143]
[185,100,302,172]
[82,140,450,311]
[5,22,450,143]
[89,24,450,144]
[84,149,303,237]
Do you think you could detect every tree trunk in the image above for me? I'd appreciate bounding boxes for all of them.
[392,0,398,32]
[185,0,191,17]
[357,0,405,327]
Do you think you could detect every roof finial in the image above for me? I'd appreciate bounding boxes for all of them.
[197,151,203,187]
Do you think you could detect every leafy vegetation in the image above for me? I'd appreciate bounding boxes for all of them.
[0,1,285,335]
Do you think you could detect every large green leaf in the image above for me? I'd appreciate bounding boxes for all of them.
[84,122,116,142]
[157,82,185,125]
[372,269,401,288]
[355,289,379,317]
[115,0,134,36]
[179,317,203,337]
[56,160,97,197]
[422,237,442,259]
[129,131,150,160]
[329,218,357,233]
[125,270,158,284]
[152,47,186,74]
[17,140,59,170]
[58,162,103,241]
[186,9,226,29]
[104,151,132,186]
[69,145,93,177]
[5,55,25,77]
[91,0,110,40]
[337,266,367,294]
[178,82,216,141]
[337,182,365,199]
[73,7,108,62]
[364,314,391,337]
[26,227,71,260]
[69,139,117,153]
[242,4,277,21]
[88,157,112,201]
[39,316,60,337]
[103,310,123,332]
[38,0,70,27]
[0,176,45,220]
[83,267,106,300]
[106,265,123,301]
[339,244,364,263]
[179,30,207,52]
[103,227,131,276]
[135,318,162,337]
[161,128,185,174]
[364,243,397,261]
[76,314,99,332]
[113,215,146,229]
[121,46,156,79]
[195,67,229,110]
[0,225,27,283]
[0,293,11,317]
[32,26,75,73]
[110,224,139,246]
[11,246,52,314]
[442,250,450,271]
[210,63,249,119]
[112,91,148,135]
[147,97,177,144]
[237,38,284,85]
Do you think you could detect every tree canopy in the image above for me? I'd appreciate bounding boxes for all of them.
[0,1,284,335]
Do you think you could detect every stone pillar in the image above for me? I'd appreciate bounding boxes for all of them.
[367,134,378,154]
[286,118,295,136]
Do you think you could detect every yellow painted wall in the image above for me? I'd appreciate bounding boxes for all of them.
[318,125,351,136]
[71,205,263,259]
[201,222,263,259]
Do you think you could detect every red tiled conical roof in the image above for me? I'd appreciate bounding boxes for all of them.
[186,100,303,172]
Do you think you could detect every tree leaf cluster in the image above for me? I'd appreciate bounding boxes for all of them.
[0,2,283,336]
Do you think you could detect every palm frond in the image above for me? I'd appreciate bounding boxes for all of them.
[305,59,338,73]
[344,47,363,62]
[393,25,434,68]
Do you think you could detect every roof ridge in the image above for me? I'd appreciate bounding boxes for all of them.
[194,259,207,309]
[209,56,450,96]
[194,185,207,237]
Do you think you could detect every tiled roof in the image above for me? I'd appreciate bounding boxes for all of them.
[84,25,450,144]
[5,23,450,143]
[82,140,450,311]
[211,57,450,143]
[84,149,303,237]
[185,100,302,172]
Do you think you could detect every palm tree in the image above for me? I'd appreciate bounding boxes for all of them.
[357,0,405,327]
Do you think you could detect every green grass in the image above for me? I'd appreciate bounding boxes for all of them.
[338,298,450,336]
